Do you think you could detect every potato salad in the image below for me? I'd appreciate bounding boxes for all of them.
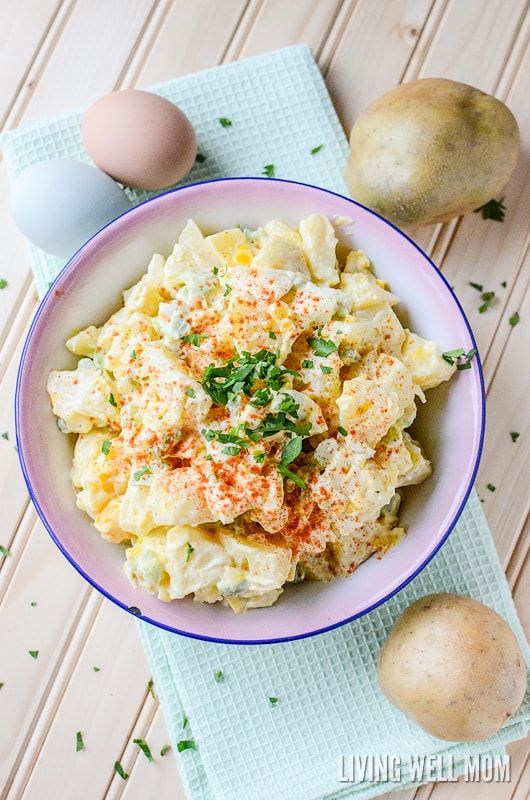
[47,215,456,612]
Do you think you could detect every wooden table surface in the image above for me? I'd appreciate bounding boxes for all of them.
[1,1,529,798]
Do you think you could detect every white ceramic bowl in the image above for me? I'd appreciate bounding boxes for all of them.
[15,178,485,644]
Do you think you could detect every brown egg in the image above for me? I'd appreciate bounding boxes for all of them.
[81,89,197,191]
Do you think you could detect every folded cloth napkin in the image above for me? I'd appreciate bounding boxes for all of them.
[2,44,529,800]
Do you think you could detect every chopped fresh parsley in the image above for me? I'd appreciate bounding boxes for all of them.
[487,483,496,492]
[181,333,206,347]
[442,347,477,370]
[133,738,153,762]
[201,349,298,407]
[320,365,332,374]
[479,291,496,313]
[337,426,348,437]
[268,331,277,339]
[185,542,194,563]
[474,198,506,221]
[130,349,137,360]
[509,311,520,326]
[177,739,197,752]
[262,164,275,178]
[1,431,8,440]
[214,670,224,682]
[76,731,84,752]
[101,440,112,456]
[469,281,483,292]
[133,465,150,481]
[160,744,171,757]
[510,431,520,442]
[0,545,10,557]
[308,334,338,358]
[29,650,39,659]
[0,278,7,289]
[280,435,303,467]
[310,144,324,154]
[114,760,129,780]
[108,393,117,407]
[268,696,279,705]
[223,284,233,296]
[219,117,232,128]
[182,715,189,729]
[302,359,313,369]
[93,666,101,672]
[0,683,4,690]
[277,464,307,489]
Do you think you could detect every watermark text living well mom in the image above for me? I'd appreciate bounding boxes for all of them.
[339,753,511,783]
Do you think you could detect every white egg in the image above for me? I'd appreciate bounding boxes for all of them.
[9,159,132,259]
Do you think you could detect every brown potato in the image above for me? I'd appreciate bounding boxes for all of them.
[344,78,520,227]
[377,593,527,741]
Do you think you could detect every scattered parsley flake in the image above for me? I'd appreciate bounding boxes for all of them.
[479,291,496,313]
[177,739,196,753]
[262,164,275,178]
[277,463,307,489]
[114,760,129,780]
[320,365,332,374]
[268,331,277,339]
[510,431,520,442]
[133,465,150,481]
[219,117,232,128]
[501,280,507,288]
[1,431,8,440]
[108,393,117,407]
[30,601,37,607]
[280,435,303,467]
[0,683,4,689]
[186,387,196,397]
[0,278,7,289]
[101,440,112,456]
[0,545,10,557]
[474,197,506,221]
[195,153,206,163]
[160,744,171,757]
[302,359,313,369]
[268,696,279,705]
[254,451,267,463]
[93,666,101,672]
[442,347,477,370]
[185,542,194,563]
[147,678,155,697]
[308,335,338,358]
[310,144,324,154]
[133,738,153,762]
[469,281,483,292]
[182,715,189,729]
[29,650,39,659]
[130,349,137,359]
[487,483,496,492]
[76,731,84,752]
[337,426,348,436]
[214,670,224,682]
[223,284,233,296]
[509,311,520,326]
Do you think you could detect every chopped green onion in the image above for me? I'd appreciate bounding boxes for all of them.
[177,739,197,752]
[114,760,129,780]
[133,738,153,762]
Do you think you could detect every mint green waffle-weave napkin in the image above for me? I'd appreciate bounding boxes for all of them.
[2,44,529,800]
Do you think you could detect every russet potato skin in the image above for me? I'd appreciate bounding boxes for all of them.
[377,593,528,741]
[344,78,520,228]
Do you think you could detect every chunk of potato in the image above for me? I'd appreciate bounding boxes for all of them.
[377,593,527,741]
[344,78,520,227]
